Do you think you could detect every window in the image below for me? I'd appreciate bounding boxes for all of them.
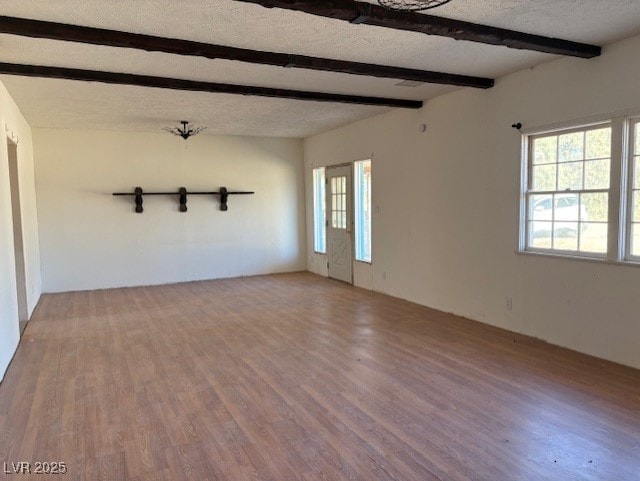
[354,160,372,262]
[313,167,326,253]
[523,124,612,257]
[627,119,640,259]
[331,176,347,229]
[520,114,640,264]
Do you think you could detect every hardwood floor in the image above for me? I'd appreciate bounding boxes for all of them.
[1,272,639,481]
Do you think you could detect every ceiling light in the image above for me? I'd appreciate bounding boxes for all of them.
[378,0,452,11]
[164,120,206,140]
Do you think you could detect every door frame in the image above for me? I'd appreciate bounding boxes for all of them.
[6,139,29,329]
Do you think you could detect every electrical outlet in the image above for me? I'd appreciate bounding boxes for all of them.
[505,297,513,311]
[382,271,387,281]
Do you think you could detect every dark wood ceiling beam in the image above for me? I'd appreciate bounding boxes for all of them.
[234,0,602,59]
[0,15,493,89]
[0,62,423,109]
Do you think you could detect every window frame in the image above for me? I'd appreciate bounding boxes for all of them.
[354,159,372,264]
[520,121,614,260]
[312,167,326,254]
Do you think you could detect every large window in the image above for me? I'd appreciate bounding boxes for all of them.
[354,160,372,263]
[524,124,611,257]
[313,167,326,253]
[520,114,640,264]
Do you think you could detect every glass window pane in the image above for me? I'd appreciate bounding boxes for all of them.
[529,222,552,248]
[533,136,558,165]
[634,157,640,190]
[632,224,640,257]
[529,195,553,220]
[579,223,607,254]
[584,159,610,190]
[635,123,640,155]
[553,223,578,251]
[554,194,580,222]
[532,164,556,191]
[580,193,608,222]
[557,162,583,190]
[558,132,584,163]
[634,191,640,223]
[585,127,611,159]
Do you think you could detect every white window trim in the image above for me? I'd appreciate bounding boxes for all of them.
[519,120,615,260]
[609,116,626,263]
[354,159,372,264]
[624,117,640,262]
[312,167,326,254]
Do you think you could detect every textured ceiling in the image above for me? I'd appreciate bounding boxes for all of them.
[1,0,640,138]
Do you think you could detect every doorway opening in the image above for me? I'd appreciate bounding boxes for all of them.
[7,140,29,335]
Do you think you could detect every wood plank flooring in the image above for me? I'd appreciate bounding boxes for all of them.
[1,272,639,481]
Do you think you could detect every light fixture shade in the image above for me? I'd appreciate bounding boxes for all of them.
[378,0,452,11]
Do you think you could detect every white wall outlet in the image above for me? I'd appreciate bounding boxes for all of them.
[382,271,387,281]
[505,296,513,311]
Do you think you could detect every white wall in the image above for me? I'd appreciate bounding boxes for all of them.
[35,129,305,292]
[0,81,42,381]
[305,34,640,369]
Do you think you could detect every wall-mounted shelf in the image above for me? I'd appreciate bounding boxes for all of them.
[112,186,254,213]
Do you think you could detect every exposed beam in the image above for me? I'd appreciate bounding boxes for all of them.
[0,15,493,89]
[234,0,602,59]
[0,62,423,109]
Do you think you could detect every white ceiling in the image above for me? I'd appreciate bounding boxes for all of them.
[1,0,640,138]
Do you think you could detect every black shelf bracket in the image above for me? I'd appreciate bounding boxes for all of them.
[179,187,188,212]
[134,187,143,213]
[113,186,254,213]
[219,187,229,211]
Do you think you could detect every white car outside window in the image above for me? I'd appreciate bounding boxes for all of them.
[531,194,588,238]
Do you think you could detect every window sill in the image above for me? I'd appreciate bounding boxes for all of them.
[515,249,640,268]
